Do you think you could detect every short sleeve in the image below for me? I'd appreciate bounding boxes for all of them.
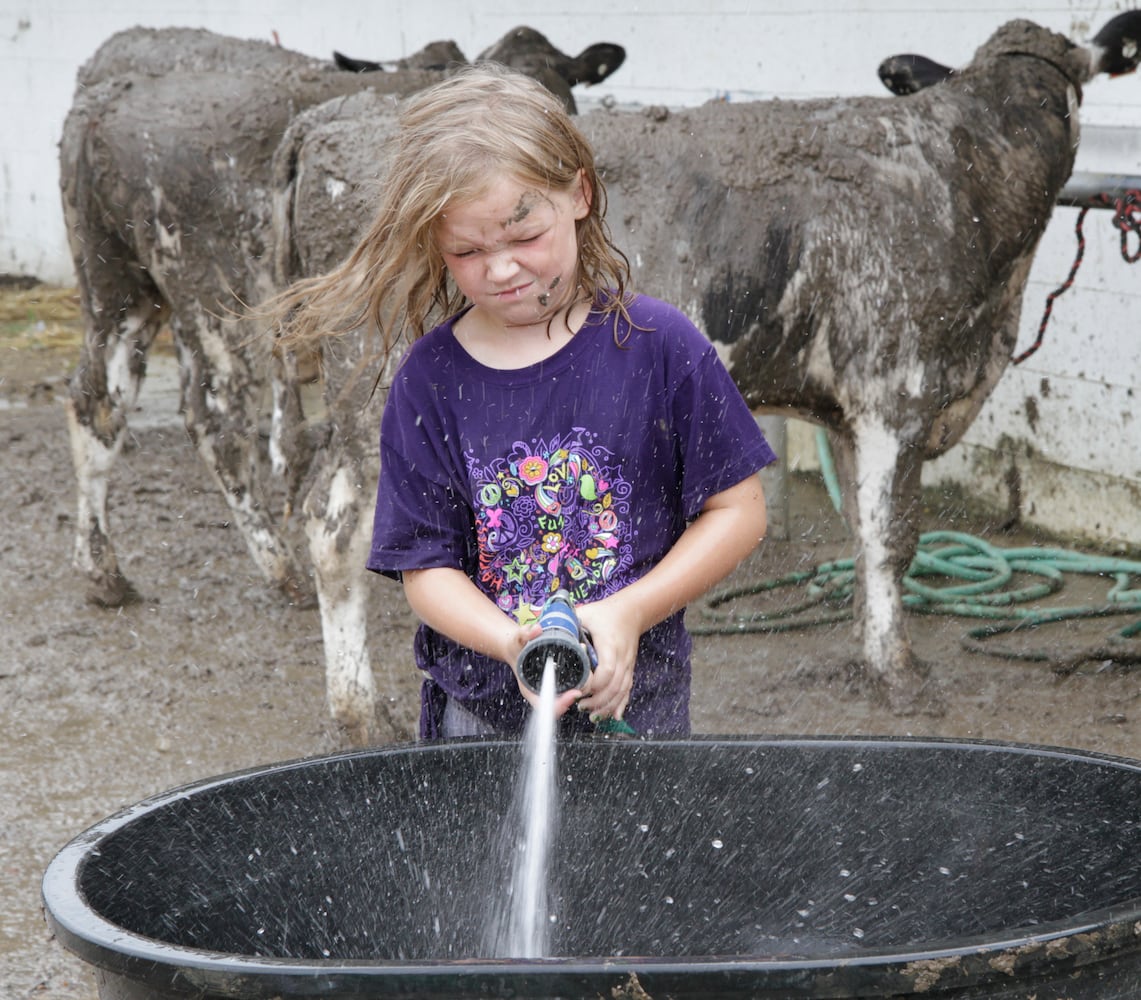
[366,365,474,579]
[367,442,473,579]
[673,345,777,521]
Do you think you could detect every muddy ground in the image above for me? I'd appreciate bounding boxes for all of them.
[1,287,1138,999]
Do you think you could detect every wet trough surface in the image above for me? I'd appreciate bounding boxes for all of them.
[41,738,1141,998]
[2,330,1139,998]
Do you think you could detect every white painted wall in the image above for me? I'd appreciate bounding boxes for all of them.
[2,1,1139,543]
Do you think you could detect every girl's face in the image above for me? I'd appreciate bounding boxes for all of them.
[436,171,590,331]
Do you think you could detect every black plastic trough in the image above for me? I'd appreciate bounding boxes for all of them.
[42,736,1141,998]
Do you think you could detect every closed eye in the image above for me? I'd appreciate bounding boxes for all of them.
[448,232,544,258]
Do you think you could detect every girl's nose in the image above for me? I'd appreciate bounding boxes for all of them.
[485,249,519,281]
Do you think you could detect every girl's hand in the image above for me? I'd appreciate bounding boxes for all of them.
[510,621,583,718]
[573,597,642,722]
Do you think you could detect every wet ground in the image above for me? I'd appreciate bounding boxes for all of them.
[1,293,1138,998]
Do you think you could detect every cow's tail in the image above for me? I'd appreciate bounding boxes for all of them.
[267,115,320,509]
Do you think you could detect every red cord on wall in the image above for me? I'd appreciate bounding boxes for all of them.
[1015,190,1141,365]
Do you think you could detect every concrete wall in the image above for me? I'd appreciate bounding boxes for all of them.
[2,1,1139,545]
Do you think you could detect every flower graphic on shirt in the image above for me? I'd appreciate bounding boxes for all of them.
[517,456,548,485]
[467,429,634,620]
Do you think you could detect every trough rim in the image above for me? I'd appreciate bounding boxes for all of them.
[41,734,1141,998]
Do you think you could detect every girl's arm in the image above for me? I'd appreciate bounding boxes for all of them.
[575,473,767,722]
[401,567,581,716]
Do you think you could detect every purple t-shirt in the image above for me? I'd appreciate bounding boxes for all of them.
[368,294,776,737]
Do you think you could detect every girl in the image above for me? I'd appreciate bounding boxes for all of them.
[275,64,775,739]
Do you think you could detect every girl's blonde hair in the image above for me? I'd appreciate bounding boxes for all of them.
[271,62,631,357]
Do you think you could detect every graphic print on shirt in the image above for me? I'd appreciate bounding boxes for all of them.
[467,429,634,622]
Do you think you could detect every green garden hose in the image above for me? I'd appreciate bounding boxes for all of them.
[692,429,1141,666]
[692,530,1141,664]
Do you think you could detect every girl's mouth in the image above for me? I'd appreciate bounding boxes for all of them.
[495,281,533,300]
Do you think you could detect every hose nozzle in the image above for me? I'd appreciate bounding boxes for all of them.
[516,590,594,696]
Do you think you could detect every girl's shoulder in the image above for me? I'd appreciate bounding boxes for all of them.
[395,312,463,366]
[611,293,716,360]
[386,317,464,404]
[622,293,692,329]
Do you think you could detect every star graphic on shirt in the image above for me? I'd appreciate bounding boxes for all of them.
[504,556,529,584]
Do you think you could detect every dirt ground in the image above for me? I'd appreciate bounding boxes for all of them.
[1,286,1138,999]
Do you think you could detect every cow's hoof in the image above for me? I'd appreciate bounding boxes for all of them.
[881,664,946,718]
[339,714,375,749]
[85,572,143,608]
[281,574,317,610]
[333,697,416,748]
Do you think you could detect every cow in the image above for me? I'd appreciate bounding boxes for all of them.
[62,30,436,613]
[83,23,624,112]
[879,14,1141,97]
[268,13,1141,741]
[334,25,626,114]
[60,26,624,632]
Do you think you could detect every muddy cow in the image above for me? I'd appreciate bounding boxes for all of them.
[334,25,625,113]
[591,14,1141,713]
[60,24,624,680]
[270,14,1141,740]
[62,29,436,612]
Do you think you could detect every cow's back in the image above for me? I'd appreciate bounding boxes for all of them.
[77,26,322,88]
[582,57,1077,444]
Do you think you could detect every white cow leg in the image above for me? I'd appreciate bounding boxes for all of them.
[175,331,312,605]
[306,464,378,746]
[66,311,152,606]
[838,420,939,714]
[66,401,136,605]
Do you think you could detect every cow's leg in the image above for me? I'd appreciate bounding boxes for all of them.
[303,444,379,746]
[831,421,941,714]
[66,284,168,606]
[268,348,319,522]
[173,310,312,604]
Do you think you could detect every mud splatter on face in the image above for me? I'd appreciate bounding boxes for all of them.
[504,193,534,227]
[538,275,562,308]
